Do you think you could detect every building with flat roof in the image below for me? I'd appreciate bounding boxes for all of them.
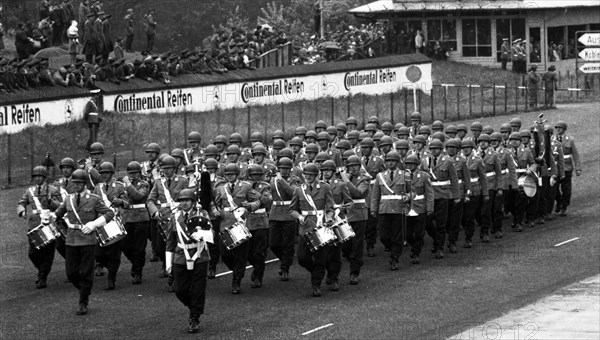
[350,0,600,70]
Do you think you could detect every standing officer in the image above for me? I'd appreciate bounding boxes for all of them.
[53,157,78,260]
[542,65,558,108]
[339,155,369,284]
[490,132,517,236]
[547,125,565,220]
[121,161,150,284]
[146,156,189,290]
[142,142,161,262]
[289,163,335,297]
[445,138,470,253]
[507,132,535,231]
[214,163,260,294]
[165,189,211,333]
[17,166,62,289]
[93,162,127,290]
[404,155,433,263]
[478,134,502,241]
[269,157,302,281]
[554,121,581,216]
[203,158,226,279]
[501,38,510,70]
[370,151,411,270]
[461,139,488,247]
[245,164,273,289]
[54,169,115,315]
[511,38,521,73]
[426,140,459,259]
[124,8,134,52]
[184,131,204,166]
[360,137,385,257]
[83,91,101,150]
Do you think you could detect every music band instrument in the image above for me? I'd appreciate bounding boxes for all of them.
[221,221,252,250]
[518,175,537,197]
[27,222,62,249]
[303,226,336,252]
[96,215,127,247]
[331,219,355,245]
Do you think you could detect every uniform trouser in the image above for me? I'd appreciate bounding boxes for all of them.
[504,188,514,216]
[122,221,148,276]
[208,220,221,271]
[545,89,555,106]
[538,176,552,218]
[490,190,504,233]
[146,33,155,51]
[447,200,463,245]
[173,261,208,318]
[365,210,378,249]
[325,244,342,282]
[378,213,405,260]
[297,238,327,286]
[247,229,269,280]
[501,59,508,70]
[426,199,449,251]
[95,241,122,277]
[29,240,55,279]
[149,219,158,254]
[525,184,540,223]
[406,214,426,256]
[342,221,365,276]
[546,179,558,215]
[126,34,134,50]
[269,220,297,273]
[86,123,99,150]
[529,89,538,107]
[66,245,95,305]
[55,234,66,259]
[462,195,483,241]
[557,171,573,209]
[150,219,166,263]
[511,190,528,225]
[475,193,492,237]
[220,240,249,280]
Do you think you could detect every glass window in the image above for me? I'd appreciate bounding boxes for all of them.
[442,19,457,50]
[462,18,491,57]
[427,19,457,51]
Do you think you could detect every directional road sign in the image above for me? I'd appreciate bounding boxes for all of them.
[578,33,600,46]
[578,48,600,62]
[579,63,600,74]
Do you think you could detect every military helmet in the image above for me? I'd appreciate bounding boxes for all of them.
[385,151,401,162]
[410,111,421,121]
[145,142,161,154]
[303,163,319,175]
[315,152,331,163]
[461,138,476,149]
[226,144,241,155]
[251,143,268,155]
[305,143,319,154]
[60,157,76,169]
[343,150,356,161]
[482,125,494,135]
[326,126,337,135]
[289,137,303,147]
[418,125,432,135]
[413,135,427,145]
[321,160,336,171]
[170,148,184,159]
[358,131,370,141]
[185,164,195,174]
[214,134,228,145]
[381,122,394,132]
[158,153,169,165]
[278,157,293,169]
[71,169,88,183]
[405,154,420,165]
[336,139,352,151]
[89,142,105,154]
[360,137,375,148]
[32,166,48,177]
[394,122,405,131]
[229,132,243,144]
[272,130,285,140]
[379,135,394,147]
[347,130,360,139]
[509,132,522,140]
[204,158,219,170]
[372,131,384,142]
[187,131,202,143]
[272,139,287,150]
[445,138,461,149]
[432,120,444,131]
[161,156,177,168]
[294,126,308,136]
[98,161,115,173]
[520,130,532,139]
[445,124,457,134]
[347,155,361,166]
[247,164,264,176]
[250,131,264,143]
[490,132,503,142]
[429,139,444,149]
[555,121,567,130]
[364,123,376,132]
[317,131,330,141]
[395,139,410,150]
[500,123,512,133]
[456,124,468,132]
[204,144,219,156]
[315,120,327,130]
[478,134,491,143]
[224,163,240,175]
[510,118,522,128]
[397,126,410,136]
[177,188,196,201]
[470,122,483,132]
[306,130,318,140]
[346,116,358,125]
[432,132,446,142]
[126,161,142,172]
[278,148,294,159]
[368,115,380,125]
[336,123,348,132]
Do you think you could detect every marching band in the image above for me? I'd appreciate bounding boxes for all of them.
[16,111,582,333]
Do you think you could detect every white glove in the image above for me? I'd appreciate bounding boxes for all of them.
[165,251,174,274]
[191,231,203,242]
[81,222,95,234]
[550,177,557,187]
[298,215,306,224]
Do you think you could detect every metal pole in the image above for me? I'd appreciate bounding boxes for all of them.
[469,85,472,117]
[492,83,496,116]
[167,113,172,152]
[131,120,136,161]
[430,86,434,122]
[443,86,447,120]
[320,0,324,38]
[525,87,529,112]
[299,100,303,127]
[183,110,188,147]
[281,102,285,132]
[504,82,508,114]
[480,85,484,116]
[30,129,35,175]
[403,90,408,126]
[7,133,12,186]
[347,95,351,118]
[390,93,394,124]
[330,97,335,126]
[515,81,519,112]
[362,94,366,127]
[456,86,460,120]
[247,106,251,144]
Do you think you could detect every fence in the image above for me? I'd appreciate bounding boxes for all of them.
[254,42,293,69]
[0,82,595,188]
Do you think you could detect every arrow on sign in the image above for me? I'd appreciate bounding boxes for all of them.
[579,63,600,74]
[578,33,600,46]
[579,48,600,62]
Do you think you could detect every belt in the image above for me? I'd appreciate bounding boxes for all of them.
[457,180,463,184]
[486,172,496,177]
[370,180,377,185]
[251,208,266,214]
[381,195,406,200]
[301,210,324,216]
[547,167,552,171]
[88,112,98,116]
[431,180,450,186]
[413,195,425,201]
[352,199,366,204]
[501,169,509,174]
[470,178,479,183]
[223,207,236,212]
[67,223,83,230]
[516,169,527,174]
[333,204,344,209]
[272,200,291,206]
[159,202,180,208]
[563,154,572,159]
[31,209,42,214]
[178,243,200,250]
[128,204,147,209]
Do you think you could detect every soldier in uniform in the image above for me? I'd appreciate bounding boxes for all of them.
[360,138,386,257]
[371,151,411,269]
[339,155,369,283]
[510,118,522,133]
[203,159,226,279]
[165,189,211,333]
[445,125,457,139]
[409,112,422,139]
[554,121,581,216]
[53,158,79,260]
[314,120,328,134]
[269,157,302,281]
[289,163,335,297]
[379,136,394,159]
[490,132,516,236]
[509,131,536,229]
[142,142,161,262]
[317,132,342,167]
[456,124,468,140]
[404,155,434,263]
[54,169,115,315]
[82,142,104,188]
[547,125,565,220]
[247,144,277,181]
[224,145,248,178]
[425,140,459,258]
[120,161,150,284]
[214,163,260,294]
[146,156,189,290]
[305,130,318,145]
[93,162,127,290]
[500,38,510,70]
[461,139,488,247]
[478,134,503,241]
[184,131,204,166]
[17,166,62,289]
[299,144,319,171]
[289,137,307,167]
[213,135,228,163]
[346,117,358,132]
[470,122,483,145]
[445,138,471,253]
[381,122,394,137]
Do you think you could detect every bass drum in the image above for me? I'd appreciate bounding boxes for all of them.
[518,175,537,197]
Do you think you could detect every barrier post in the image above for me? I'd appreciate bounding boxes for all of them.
[7,133,12,186]
[504,82,508,114]
[375,94,379,117]
[430,86,434,122]
[480,85,484,116]
[183,110,188,146]
[112,119,117,168]
[567,70,572,99]
[390,92,394,124]
[281,103,285,132]
[403,90,408,126]
[30,129,35,175]
[232,108,237,135]
[216,108,221,135]
[247,106,251,144]
[443,86,447,119]
[492,83,496,117]
[130,120,136,161]
[362,94,366,127]
[469,85,472,117]
[315,98,319,123]
[330,97,335,126]
[299,100,303,127]
[456,86,460,120]
[347,95,351,119]
[515,82,519,112]
[167,113,172,152]
[524,87,529,112]
[418,91,421,113]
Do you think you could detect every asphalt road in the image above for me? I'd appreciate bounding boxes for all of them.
[1,104,598,340]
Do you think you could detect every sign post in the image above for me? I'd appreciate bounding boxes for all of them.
[575,31,600,90]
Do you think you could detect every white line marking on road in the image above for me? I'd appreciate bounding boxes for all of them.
[214,259,279,278]
[302,323,334,336]
[554,237,580,247]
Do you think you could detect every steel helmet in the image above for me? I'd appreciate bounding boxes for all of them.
[490,132,503,142]
[410,111,421,121]
[157,153,169,165]
[336,139,352,151]
[314,120,327,130]
[346,116,358,125]
[214,134,228,145]
[482,125,494,135]
[510,118,522,128]
[277,157,293,169]
[519,130,532,139]
[429,139,444,149]
[229,133,243,144]
[413,135,427,145]
[306,130,318,140]
[381,121,394,132]
[326,126,337,135]
[187,131,202,143]
[360,137,375,148]
[342,150,355,160]
[185,164,195,174]
[317,131,330,141]
[251,143,268,155]
[372,131,384,141]
[445,125,457,134]
[32,166,48,177]
[89,142,105,154]
[305,143,319,154]
[278,148,294,159]
[177,188,196,201]
[478,134,491,143]
[71,169,88,183]
[347,130,360,139]
[445,138,461,149]
[394,122,405,131]
[432,120,444,131]
[397,126,409,136]
[555,121,567,130]
[126,161,142,172]
[224,163,240,175]
[161,156,177,168]
[226,144,241,155]
[250,131,264,143]
[456,124,468,132]
[204,144,219,156]
[405,154,420,165]
[272,139,287,150]
[368,115,379,124]
[59,157,76,169]
[418,125,432,136]
[432,132,446,142]
[294,126,308,136]
[461,138,476,149]
[500,123,512,133]
[379,135,393,147]
[171,148,184,159]
[347,155,361,166]
[247,164,264,176]
[395,139,410,150]
[145,142,161,154]
[303,163,319,175]
[272,130,285,140]
[98,161,115,173]
[289,137,303,147]
[321,160,336,171]
[509,132,522,140]
[315,152,331,163]
[385,151,401,162]
[204,158,219,170]
[470,122,483,132]
[364,123,376,132]
[336,123,348,132]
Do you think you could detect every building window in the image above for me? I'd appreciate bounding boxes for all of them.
[496,18,526,61]
[427,19,457,51]
[462,18,491,57]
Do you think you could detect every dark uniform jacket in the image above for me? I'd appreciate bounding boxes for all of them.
[466,154,489,197]
[246,181,272,230]
[481,149,502,191]
[289,181,335,235]
[448,154,471,200]
[428,154,460,200]
[325,178,352,219]
[494,146,517,190]
[556,134,580,172]
[345,174,370,222]
[408,170,434,215]
[269,175,302,222]
[371,168,411,214]
[121,177,150,224]
[214,180,260,231]
[146,175,189,222]
[166,207,210,265]
[17,183,62,230]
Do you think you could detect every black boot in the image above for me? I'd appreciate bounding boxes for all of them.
[187,315,200,333]
[232,277,241,294]
[207,268,216,279]
[36,276,47,289]
[106,272,116,290]
[312,285,322,297]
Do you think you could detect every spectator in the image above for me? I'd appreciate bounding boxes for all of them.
[101,14,113,60]
[15,23,34,60]
[82,12,98,63]
[53,67,70,87]
[124,8,134,52]
[144,9,157,52]
[67,20,80,64]
[113,37,124,60]
[415,30,424,53]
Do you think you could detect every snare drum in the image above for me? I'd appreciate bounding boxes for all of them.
[27,223,62,250]
[518,175,537,197]
[221,222,252,250]
[331,220,355,245]
[96,216,127,247]
[303,226,336,253]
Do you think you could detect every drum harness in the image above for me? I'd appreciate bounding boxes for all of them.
[301,185,324,227]
[174,209,207,270]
